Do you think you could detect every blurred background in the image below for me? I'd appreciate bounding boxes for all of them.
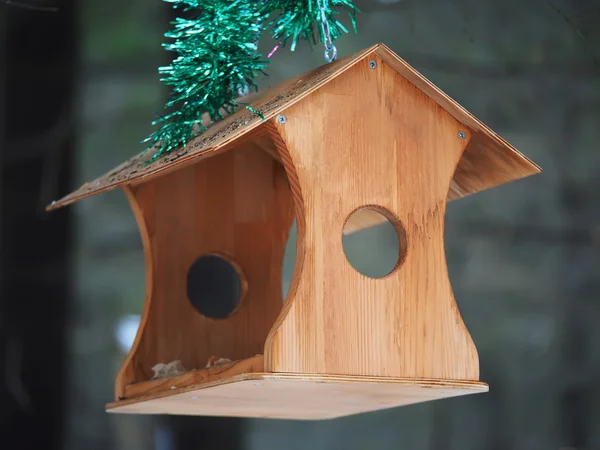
[1,0,599,449]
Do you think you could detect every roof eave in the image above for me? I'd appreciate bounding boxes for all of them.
[47,42,541,212]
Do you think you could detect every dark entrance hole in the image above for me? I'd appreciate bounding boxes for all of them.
[186,254,246,319]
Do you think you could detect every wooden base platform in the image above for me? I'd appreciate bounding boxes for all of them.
[107,373,488,420]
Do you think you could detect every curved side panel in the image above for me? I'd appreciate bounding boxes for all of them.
[263,122,307,370]
[265,54,480,380]
[115,142,294,399]
[115,186,156,399]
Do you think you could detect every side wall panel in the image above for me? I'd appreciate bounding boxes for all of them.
[115,143,294,398]
[265,54,480,381]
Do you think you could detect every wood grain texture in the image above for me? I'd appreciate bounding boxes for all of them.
[371,45,541,201]
[124,355,264,399]
[114,143,294,399]
[55,43,542,417]
[265,54,480,380]
[107,373,488,420]
[46,45,378,211]
[47,43,539,212]
[115,185,156,399]
[342,207,392,235]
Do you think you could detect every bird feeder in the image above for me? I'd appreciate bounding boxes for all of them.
[47,44,541,420]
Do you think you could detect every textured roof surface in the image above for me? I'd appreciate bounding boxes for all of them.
[48,43,540,211]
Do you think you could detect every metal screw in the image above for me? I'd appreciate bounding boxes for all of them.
[369,60,377,69]
[458,131,466,139]
[276,115,287,124]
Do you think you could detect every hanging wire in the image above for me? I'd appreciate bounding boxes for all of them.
[318,0,337,62]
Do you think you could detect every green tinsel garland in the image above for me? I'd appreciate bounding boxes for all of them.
[144,0,359,160]
[268,0,358,51]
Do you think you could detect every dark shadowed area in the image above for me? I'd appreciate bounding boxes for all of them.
[1,1,599,449]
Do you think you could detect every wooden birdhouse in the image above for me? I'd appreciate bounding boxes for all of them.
[48,44,540,420]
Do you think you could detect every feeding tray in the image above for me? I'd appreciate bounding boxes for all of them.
[107,356,488,419]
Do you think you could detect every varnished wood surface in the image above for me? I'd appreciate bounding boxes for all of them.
[114,144,294,399]
[265,55,480,380]
[47,43,539,212]
[56,43,543,416]
[373,44,541,201]
[107,373,488,420]
[46,45,377,210]
[124,355,264,399]
[342,207,393,235]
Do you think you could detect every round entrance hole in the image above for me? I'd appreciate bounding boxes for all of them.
[342,207,407,278]
[186,254,246,319]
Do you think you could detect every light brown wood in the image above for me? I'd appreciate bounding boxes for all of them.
[342,208,390,234]
[265,54,479,380]
[47,43,539,213]
[46,45,377,211]
[124,355,264,399]
[115,142,294,399]
[107,373,488,420]
[48,43,544,418]
[116,185,156,399]
[253,133,283,163]
[371,44,541,201]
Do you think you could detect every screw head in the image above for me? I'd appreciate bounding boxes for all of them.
[276,115,286,124]
[369,60,377,69]
[458,131,466,139]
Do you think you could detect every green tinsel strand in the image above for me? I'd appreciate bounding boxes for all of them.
[144,0,359,160]
[266,0,358,51]
[143,0,268,160]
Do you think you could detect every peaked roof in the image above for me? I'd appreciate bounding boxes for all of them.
[47,43,540,211]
